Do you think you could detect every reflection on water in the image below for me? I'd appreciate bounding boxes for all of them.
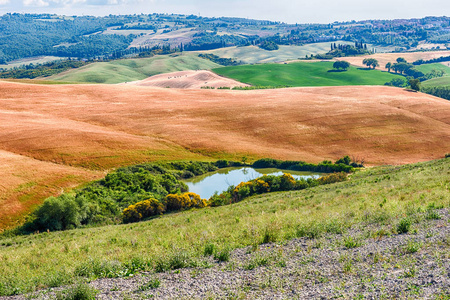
[183,167,321,199]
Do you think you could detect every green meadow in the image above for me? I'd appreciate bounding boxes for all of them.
[422,76,450,88]
[415,62,450,76]
[213,61,403,87]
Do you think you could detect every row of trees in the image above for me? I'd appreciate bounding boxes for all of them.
[385,57,445,83]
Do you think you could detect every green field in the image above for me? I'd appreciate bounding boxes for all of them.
[422,76,450,88]
[48,53,221,84]
[201,42,355,64]
[415,63,450,76]
[0,158,448,295]
[213,61,403,87]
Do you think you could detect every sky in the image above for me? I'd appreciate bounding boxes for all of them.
[0,0,449,24]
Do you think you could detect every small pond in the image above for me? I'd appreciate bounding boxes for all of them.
[183,167,322,199]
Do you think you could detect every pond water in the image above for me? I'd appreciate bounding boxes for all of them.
[183,167,322,199]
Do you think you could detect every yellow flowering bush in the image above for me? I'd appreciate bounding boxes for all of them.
[164,192,207,211]
[123,198,165,223]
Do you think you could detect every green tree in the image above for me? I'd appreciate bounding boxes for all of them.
[362,58,379,69]
[385,62,392,72]
[396,57,407,63]
[333,60,350,71]
[409,78,421,91]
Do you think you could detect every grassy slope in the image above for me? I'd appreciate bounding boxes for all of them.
[412,63,450,88]
[0,158,448,295]
[422,76,450,88]
[47,53,221,84]
[201,42,355,64]
[213,61,403,87]
[415,63,450,76]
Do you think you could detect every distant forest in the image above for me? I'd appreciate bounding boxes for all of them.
[0,13,449,64]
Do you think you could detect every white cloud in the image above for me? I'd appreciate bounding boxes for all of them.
[0,0,10,5]
[23,0,49,7]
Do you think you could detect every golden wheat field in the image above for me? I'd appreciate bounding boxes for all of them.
[1,81,449,229]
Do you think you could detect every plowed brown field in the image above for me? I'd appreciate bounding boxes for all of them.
[1,81,449,229]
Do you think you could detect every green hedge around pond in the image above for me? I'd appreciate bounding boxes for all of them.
[18,157,357,233]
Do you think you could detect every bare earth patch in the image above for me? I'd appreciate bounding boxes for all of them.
[125,70,249,89]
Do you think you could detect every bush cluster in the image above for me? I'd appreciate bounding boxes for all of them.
[252,156,358,173]
[123,192,207,223]
[22,161,220,232]
[123,198,165,223]
[229,172,347,203]
[165,192,208,211]
[23,157,355,230]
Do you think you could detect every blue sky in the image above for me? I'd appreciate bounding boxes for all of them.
[0,0,448,23]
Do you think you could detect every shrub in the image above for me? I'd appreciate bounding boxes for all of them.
[123,198,165,223]
[280,173,296,190]
[27,194,92,232]
[335,155,351,165]
[208,192,232,207]
[164,192,206,211]
[317,172,347,185]
[232,182,253,202]
[252,179,270,194]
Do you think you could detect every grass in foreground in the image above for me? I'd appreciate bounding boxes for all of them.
[213,61,403,87]
[0,158,449,295]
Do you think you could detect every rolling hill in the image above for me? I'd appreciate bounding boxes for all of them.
[415,62,450,76]
[212,61,403,87]
[125,70,249,89]
[200,42,356,64]
[422,76,450,88]
[47,52,221,84]
[0,81,449,230]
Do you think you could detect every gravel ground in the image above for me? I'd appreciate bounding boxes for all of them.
[5,209,450,299]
